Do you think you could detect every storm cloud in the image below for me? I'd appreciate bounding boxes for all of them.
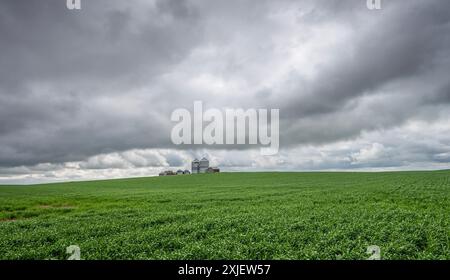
[0,0,449,182]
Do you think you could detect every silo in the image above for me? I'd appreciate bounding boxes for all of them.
[199,157,209,173]
[191,159,200,174]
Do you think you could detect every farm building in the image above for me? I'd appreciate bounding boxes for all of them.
[192,157,210,174]
[206,167,220,173]
[158,170,176,176]
[191,158,200,174]
[199,157,210,173]
[159,158,218,176]
[159,170,190,176]
[191,158,220,174]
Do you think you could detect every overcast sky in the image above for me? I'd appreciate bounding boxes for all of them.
[1,0,450,183]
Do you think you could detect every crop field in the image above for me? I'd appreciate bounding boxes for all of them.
[0,171,449,260]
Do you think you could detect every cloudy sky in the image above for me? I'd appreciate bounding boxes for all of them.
[1,0,450,183]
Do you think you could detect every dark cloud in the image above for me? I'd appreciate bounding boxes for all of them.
[0,0,449,177]
[0,0,205,166]
[278,0,450,145]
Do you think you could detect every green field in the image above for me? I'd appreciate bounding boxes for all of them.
[0,172,449,260]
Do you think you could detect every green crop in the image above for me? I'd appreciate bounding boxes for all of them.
[0,171,449,260]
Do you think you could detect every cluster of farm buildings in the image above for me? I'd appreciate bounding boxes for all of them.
[158,157,220,176]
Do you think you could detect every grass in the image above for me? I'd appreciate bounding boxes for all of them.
[0,171,449,260]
